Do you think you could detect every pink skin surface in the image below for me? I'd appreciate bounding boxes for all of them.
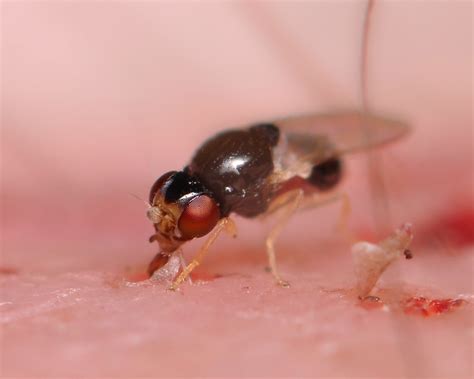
[1,1,473,377]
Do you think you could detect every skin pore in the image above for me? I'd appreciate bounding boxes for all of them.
[1,1,472,377]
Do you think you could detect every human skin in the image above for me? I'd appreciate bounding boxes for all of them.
[1,1,472,377]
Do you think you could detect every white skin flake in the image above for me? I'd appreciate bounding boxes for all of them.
[352,223,414,298]
[150,254,181,283]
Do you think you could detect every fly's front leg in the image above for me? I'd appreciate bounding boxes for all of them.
[169,217,237,291]
[177,249,193,284]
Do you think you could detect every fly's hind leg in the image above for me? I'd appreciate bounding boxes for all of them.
[299,191,353,242]
[169,217,237,291]
[264,190,352,288]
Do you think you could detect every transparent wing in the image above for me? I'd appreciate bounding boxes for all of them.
[276,110,410,155]
[271,110,411,179]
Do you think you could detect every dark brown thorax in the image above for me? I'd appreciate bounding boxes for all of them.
[187,123,280,217]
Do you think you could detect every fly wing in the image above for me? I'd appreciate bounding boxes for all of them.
[271,110,410,180]
[276,111,410,155]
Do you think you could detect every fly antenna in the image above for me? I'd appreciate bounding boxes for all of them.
[128,192,152,208]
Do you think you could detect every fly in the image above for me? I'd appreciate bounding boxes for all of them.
[146,111,410,290]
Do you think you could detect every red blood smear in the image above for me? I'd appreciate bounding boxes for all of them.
[126,271,150,282]
[357,206,474,249]
[423,207,474,248]
[0,266,19,275]
[403,297,430,317]
[427,299,466,314]
[402,296,467,317]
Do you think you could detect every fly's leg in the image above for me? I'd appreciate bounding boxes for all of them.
[176,249,193,284]
[299,191,353,241]
[265,189,305,288]
[169,217,237,291]
[265,190,352,288]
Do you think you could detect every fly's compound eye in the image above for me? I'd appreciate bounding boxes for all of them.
[178,195,220,239]
[308,158,342,190]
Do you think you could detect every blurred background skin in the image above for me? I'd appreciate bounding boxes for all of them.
[2,0,471,271]
[1,0,472,377]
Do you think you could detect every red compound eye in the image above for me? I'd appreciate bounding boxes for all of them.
[178,195,220,239]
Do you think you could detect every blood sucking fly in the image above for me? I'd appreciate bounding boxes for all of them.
[145,1,410,291]
[146,112,409,290]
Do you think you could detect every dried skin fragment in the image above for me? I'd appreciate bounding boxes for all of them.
[352,223,414,298]
[149,254,181,283]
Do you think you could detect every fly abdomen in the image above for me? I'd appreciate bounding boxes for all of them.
[307,157,343,190]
